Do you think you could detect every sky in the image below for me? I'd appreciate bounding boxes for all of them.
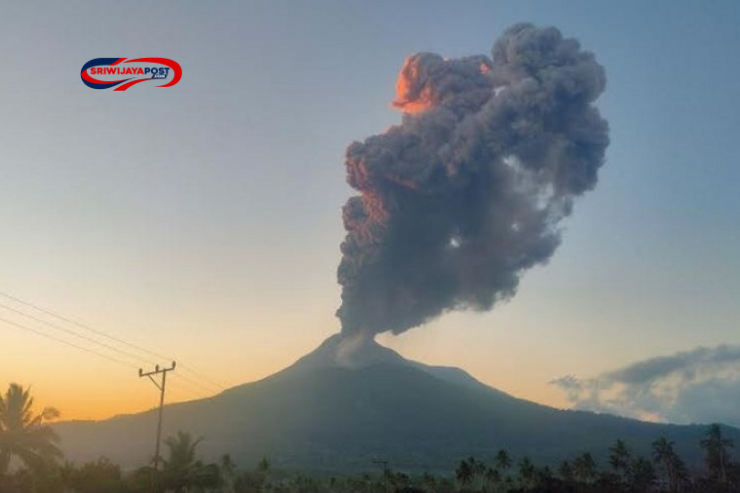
[1,1,739,426]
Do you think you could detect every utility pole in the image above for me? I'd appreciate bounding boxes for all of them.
[139,361,176,491]
[372,459,390,475]
[372,459,391,493]
[372,459,389,474]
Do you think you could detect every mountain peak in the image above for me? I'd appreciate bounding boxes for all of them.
[278,333,505,399]
[288,333,409,372]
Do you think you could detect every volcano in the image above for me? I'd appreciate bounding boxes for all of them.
[56,335,739,472]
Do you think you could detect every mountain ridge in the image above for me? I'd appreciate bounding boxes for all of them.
[55,335,740,472]
[225,334,511,400]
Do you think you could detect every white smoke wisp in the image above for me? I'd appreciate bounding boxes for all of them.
[335,332,374,368]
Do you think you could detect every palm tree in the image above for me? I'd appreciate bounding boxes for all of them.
[517,456,536,489]
[483,467,500,492]
[700,423,733,485]
[160,431,219,493]
[573,452,596,484]
[468,456,487,490]
[219,454,236,493]
[456,458,475,489]
[420,471,437,492]
[628,456,656,492]
[494,449,511,473]
[652,436,674,489]
[608,439,632,484]
[256,456,272,490]
[652,436,686,493]
[557,460,574,483]
[0,383,62,475]
[492,448,511,489]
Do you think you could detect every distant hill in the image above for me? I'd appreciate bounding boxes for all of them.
[55,335,740,473]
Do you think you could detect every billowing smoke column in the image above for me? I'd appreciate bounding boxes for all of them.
[337,23,609,338]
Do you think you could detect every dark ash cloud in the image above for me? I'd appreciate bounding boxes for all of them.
[337,23,610,337]
[551,345,740,427]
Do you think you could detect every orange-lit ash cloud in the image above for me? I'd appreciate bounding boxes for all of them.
[392,54,437,114]
[392,53,492,113]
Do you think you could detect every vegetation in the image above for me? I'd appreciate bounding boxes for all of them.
[0,383,738,493]
[2,428,737,493]
[159,431,220,493]
[0,384,62,486]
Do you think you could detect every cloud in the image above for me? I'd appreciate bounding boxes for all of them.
[551,345,740,427]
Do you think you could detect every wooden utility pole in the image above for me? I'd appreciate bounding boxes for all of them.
[372,459,391,493]
[139,361,176,491]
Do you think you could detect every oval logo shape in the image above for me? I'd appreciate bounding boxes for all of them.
[80,58,182,91]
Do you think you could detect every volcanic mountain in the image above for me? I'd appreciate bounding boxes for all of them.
[56,335,739,472]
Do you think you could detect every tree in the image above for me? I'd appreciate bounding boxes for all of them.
[124,465,155,493]
[494,449,511,472]
[492,448,512,489]
[652,436,686,493]
[0,383,63,475]
[468,456,487,490]
[233,470,264,493]
[628,456,656,493]
[517,456,536,489]
[483,467,500,492]
[160,431,220,493]
[455,457,474,489]
[608,439,632,486]
[609,440,631,474]
[700,423,733,485]
[420,471,437,493]
[557,460,574,483]
[68,457,126,493]
[573,452,596,484]
[5,464,62,493]
[219,454,237,493]
[257,456,270,477]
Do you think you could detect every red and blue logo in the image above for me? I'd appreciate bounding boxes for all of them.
[81,58,182,91]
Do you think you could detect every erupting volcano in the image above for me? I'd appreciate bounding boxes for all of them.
[53,24,671,475]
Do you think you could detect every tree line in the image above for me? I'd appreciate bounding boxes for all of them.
[0,383,737,493]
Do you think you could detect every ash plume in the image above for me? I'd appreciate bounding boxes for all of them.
[337,23,610,337]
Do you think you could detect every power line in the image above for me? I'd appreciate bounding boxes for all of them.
[163,380,221,404]
[0,290,170,361]
[0,290,226,392]
[0,316,137,369]
[178,364,225,391]
[170,372,221,395]
[2,315,218,402]
[0,299,225,395]
[0,300,155,367]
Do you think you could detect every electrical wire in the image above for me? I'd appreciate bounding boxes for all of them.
[0,316,137,369]
[0,290,226,393]
[1,315,218,402]
[0,300,155,367]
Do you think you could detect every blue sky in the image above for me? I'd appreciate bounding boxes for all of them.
[0,1,738,423]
